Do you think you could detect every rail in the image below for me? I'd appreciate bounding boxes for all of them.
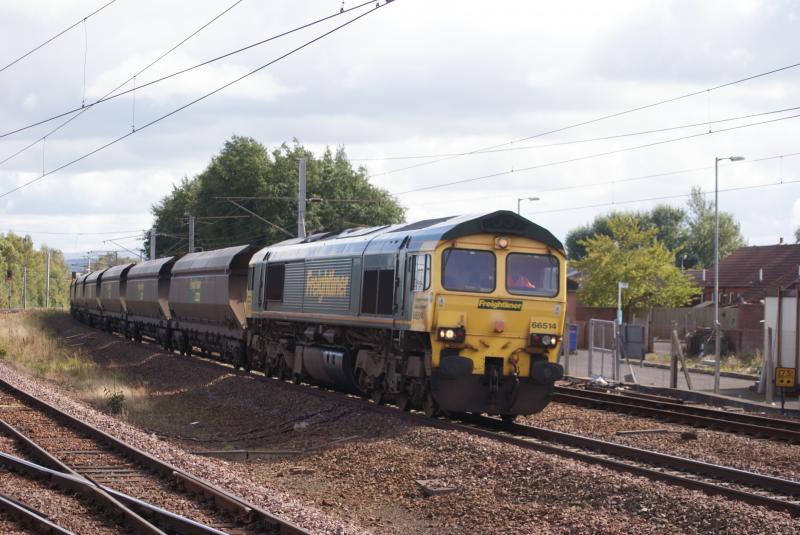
[553,385,800,442]
[0,378,309,535]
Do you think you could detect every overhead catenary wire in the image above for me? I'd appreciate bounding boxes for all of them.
[217,195,388,203]
[525,176,800,217]
[355,105,800,162]
[1,227,148,236]
[0,0,247,168]
[0,0,120,75]
[392,111,800,195]
[412,149,800,208]
[367,60,800,178]
[0,0,377,141]
[0,1,393,200]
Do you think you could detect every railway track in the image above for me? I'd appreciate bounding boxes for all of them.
[209,360,800,516]
[450,414,800,515]
[0,491,75,535]
[0,378,309,535]
[15,320,800,522]
[553,384,800,443]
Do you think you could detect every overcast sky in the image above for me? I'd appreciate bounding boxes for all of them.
[1,0,799,258]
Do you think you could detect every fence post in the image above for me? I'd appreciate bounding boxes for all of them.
[562,325,570,377]
[601,321,606,378]
[670,330,678,389]
[588,320,594,377]
[613,322,620,382]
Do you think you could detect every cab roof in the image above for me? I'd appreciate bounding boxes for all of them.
[256,210,564,262]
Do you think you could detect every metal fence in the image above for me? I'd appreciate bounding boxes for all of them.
[587,318,618,381]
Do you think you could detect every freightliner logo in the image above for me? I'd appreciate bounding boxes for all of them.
[477,298,523,311]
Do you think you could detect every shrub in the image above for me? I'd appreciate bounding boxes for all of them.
[104,388,126,414]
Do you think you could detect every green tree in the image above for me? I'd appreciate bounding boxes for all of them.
[573,215,698,313]
[0,233,71,309]
[683,187,745,268]
[145,136,405,256]
[565,213,615,261]
[565,206,688,265]
[646,205,687,253]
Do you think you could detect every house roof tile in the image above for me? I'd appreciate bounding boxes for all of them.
[703,244,800,302]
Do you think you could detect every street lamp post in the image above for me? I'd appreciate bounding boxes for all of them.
[517,196,540,214]
[713,155,745,393]
[617,281,628,326]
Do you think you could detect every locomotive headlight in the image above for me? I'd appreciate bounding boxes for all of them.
[530,333,559,348]
[437,327,466,342]
[494,236,510,249]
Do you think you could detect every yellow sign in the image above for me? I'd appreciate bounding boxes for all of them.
[477,298,523,311]
[305,269,349,303]
[776,367,796,388]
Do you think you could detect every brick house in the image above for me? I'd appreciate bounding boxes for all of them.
[690,242,800,353]
[693,242,800,306]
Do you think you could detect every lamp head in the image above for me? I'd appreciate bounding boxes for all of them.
[729,156,745,162]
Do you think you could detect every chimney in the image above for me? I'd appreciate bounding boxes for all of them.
[780,237,784,245]
[759,268,763,282]
[702,269,706,281]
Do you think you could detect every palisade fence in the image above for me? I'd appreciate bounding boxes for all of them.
[587,319,618,381]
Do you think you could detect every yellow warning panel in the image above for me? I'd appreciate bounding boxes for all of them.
[775,367,796,388]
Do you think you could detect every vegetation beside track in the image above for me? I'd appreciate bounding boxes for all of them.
[0,311,149,417]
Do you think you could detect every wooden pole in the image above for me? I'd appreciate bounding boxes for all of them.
[672,329,693,390]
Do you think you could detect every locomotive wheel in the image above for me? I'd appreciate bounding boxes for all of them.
[423,392,440,419]
[501,414,517,424]
[396,393,411,412]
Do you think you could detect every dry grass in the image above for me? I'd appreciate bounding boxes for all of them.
[643,351,761,375]
[0,311,151,417]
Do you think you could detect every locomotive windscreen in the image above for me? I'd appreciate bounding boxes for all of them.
[441,248,496,293]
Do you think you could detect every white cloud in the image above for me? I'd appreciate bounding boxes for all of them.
[0,0,799,255]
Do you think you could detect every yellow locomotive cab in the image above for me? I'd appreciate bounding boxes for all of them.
[425,233,567,417]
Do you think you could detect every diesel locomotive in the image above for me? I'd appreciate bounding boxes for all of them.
[71,210,566,418]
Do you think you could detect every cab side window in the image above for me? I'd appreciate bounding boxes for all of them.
[411,254,431,292]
